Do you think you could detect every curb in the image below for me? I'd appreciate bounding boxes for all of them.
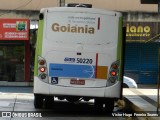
[123,97,159,120]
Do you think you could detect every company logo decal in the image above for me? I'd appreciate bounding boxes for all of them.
[52,23,95,34]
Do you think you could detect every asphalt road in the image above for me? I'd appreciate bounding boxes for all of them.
[0,87,136,120]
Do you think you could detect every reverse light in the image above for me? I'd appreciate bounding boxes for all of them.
[109,77,116,83]
[40,73,47,79]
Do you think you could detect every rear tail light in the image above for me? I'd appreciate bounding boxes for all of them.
[107,61,119,86]
[110,71,117,76]
[39,67,46,72]
[38,56,48,83]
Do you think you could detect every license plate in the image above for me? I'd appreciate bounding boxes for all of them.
[70,79,85,85]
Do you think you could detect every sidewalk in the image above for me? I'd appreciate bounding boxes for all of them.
[0,86,33,93]
[123,85,160,120]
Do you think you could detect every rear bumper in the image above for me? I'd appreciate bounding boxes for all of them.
[34,77,122,98]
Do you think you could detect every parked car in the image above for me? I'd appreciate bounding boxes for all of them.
[123,76,138,88]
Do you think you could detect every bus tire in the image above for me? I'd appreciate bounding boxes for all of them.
[45,96,54,109]
[104,100,114,113]
[94,98,104,112]
[34,94,43,109]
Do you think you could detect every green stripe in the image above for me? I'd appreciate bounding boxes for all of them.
[117,17,123,81]
[34,19,44,76]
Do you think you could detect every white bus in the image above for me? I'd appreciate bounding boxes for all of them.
[34,6,124,112]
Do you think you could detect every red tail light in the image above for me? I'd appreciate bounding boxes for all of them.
[39,67,45,72]
[111,71,117,76]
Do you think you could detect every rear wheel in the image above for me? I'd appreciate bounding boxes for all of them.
[104,100,114,113]
[34,94,43,109]
[94,98,104,112]
[94,98,115,113]
[45,96,54,109]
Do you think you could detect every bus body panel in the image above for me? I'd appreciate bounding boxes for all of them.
[34,7,123,100]
[49,81,121,98]
[34,75,121,98]
[34,77,49,94]
[44,50,116,87]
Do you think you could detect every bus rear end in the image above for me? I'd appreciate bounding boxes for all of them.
[34,7,123,112]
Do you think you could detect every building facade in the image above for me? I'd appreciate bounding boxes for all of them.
[0,19,31,86]
[0,0,159,85]
[123,13,160,84]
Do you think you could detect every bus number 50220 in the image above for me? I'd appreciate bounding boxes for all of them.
[76,58,93,64]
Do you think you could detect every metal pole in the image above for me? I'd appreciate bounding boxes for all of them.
[157,48,160,115]
[59,0,65,7]
[158,0,160,13]
[157,1,160,115]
